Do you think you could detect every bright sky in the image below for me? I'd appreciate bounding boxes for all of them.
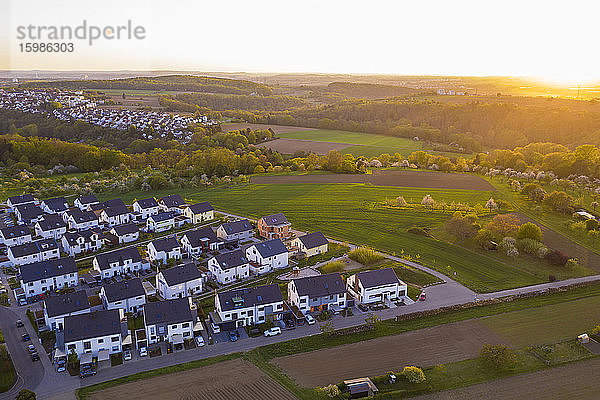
[2,0,600,84]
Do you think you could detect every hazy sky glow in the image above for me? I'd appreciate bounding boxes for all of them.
[2,0,600,84]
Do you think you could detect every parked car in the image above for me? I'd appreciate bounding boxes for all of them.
[195,336,205,347]
[57,364,66,373]
[123,350,132,361]
[18,298,27,306]
[31,352,39,361]
[264,327,281,337]
[22,334,30,342]
[305,315,316,325]
[15,319,23,327]
[139,347,148,357]
[228,330,238,342]
[358,303,369,312]
[27,344,36,353]
[284,319,295,329]
[211,322,220,334]
[419,292,427,301]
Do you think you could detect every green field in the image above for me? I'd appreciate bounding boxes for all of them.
[185,183,551,292]
[480,295,600,347]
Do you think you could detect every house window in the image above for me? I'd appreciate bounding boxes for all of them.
[183,332,190,337]
[98,339,104,344]
[68,344,76,350]
[182,323,190,328]
[84,341,91,350]
[111,336,119,342]
[112,346,119,352]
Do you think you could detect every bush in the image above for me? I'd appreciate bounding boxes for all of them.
[516,238,544,255]
[545,249,569,267]
[479,344,517,370]
[16,389,36,400]
[407,226,429,237]
[548,274,556,282]
[402,366,426,383]
[586,219,600,231]
[321,261,345,274]
[517,222,542,242]
[315,384,341,398]
[348,247,384,265]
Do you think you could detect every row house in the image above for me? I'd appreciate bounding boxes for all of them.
[63,309,125,358]
[208,250,250,284]
[44,290,90,331]
[6,194,36,213]
[100,278,146,314]
[214,284,284,330]
[0,225,31,247]
[180,227,222,257]
[144,298,194,345]
[245,239,289,275]
[156,263,203,299]
[93,199,131,227]
[15,203,45,225]
[288,273,347,313]
[8,238,60,266]
[93,247,148,279]
[19,257,79,299]
[146,211,176,233]
[61,229,104,257]
[66,209,100,231]
[147,236,181,264]
[34,214,67,239]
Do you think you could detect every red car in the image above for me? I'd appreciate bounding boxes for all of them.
[419,292,427,301]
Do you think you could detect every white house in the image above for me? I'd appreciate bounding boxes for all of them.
[245,239,289,275]
[158,194,186,214]
[74,195,99,211]
[207,250,250,284]
[288,273,347,313]
[40,197,69,215]
[147,236,182,264]
[182,202,214,224]
[93,247,148,279]
[6,194,36,213]
[66,209,100,231]
[8,238,60,266]
[19,257,79,299]
[156,263,203,299]
[109,223,139,244]
[216,219,254,242]
[34,214,67,240]
[15,204,45,225]
[213,284,283,331]
[44,290,90,331]
[95,199,131,227]
[292,232,328,258]
[146,212,175,233]
[346,268,407,304]
[63,309,125,358]
[100,278,146,313]
[180,227,222,258]
[132,198,160,220]
[144,298,194,345]
[61,229,104,257]
[0,225,31,247]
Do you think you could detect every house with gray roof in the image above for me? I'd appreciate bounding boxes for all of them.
[288,273,347,313]
[0,225,31,247]
[180,226,223,257]
[62,309,125,357]
[44,290,90,331]
[132,198,160,220]
[292,232,328,258]
[245,239,289,275]
[93,247,148,278]
[8,238,60,266]
[100,278,146,313]
[34,214,67,239]
[258,213,292,240]
[66,208,100,231]
[19,257,78,299]
[74,195,99,211]
[40,197,69,214]
[6,194,36,212]
[183,202,214,224]
[216,219,254,242]
[346,268,407,305]
[144,297,194,344]
[156,263,203,299]
[147,236,181,265]
[207,249,250,284]
[61,229,104,256]
[213,284,283,330]
[15,203,45,224]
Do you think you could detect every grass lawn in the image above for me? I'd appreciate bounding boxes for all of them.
[480,294,600,347]
[189,183,543,292]
[278,129,423,149]
[0,347,15,393]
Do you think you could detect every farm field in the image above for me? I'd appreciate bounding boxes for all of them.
[480,294,600,347]
[278,129,423,149]
[272,320,506,387]
[251,170,495,191]
[190,183,544,292]
[416,357,600,400]
[88,358,296,400]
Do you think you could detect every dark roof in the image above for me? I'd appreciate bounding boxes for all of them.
[95,247,142,270]
[150,236,180,252]
[220,219,253,235]
[62,229,103,246]
[76,195,99,205]
[356,268,401,289]
[97,198,129,216]
[0,225,30,239]
[42,197,69,212]
[297,232,328,249]
[68,209,98,223]
[182,227,218,248]
[292,273,346,297]
[160,194,186,208]
[212,250,248,271]
[8,194,35,205]
[10,238,58,258]
[44,290,90,317]
[160,263,202,286]
[186,202,213,214]
[218,284,282,312]
[149,211,175,223]
[252,239,288,258]
[135,198,158,209]
[144,298,192,326]
[111,223,139,236]
[16,204,45,221]
[37,214,67,231]
[20,257,77,283]
[64,309,121,342]
[260,213,289,227]
[102,278,145,302]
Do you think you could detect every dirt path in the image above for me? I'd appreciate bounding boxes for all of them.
[511,212,600,272]
[251,170,495,190]
[272,320,506,387]
[88,359,297,400]
[414,357,600,400]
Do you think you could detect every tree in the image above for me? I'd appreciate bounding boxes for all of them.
[253,165,265,174]
[479,344,517,370]
[421,194,435,209]
[319,320,335,336]
[402,366,426,383]
[474,228,495,249]
[444,212,480,241]
[485,198,498,212]
[486,214,520,239]
[16,389,36,400]
[316,384,341,398]
[586,219,600,231]
[545,249,569,267]
[544,191,574,213]
[517,222,542,242]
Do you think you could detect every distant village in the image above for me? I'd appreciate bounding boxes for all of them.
[0,89,215,142]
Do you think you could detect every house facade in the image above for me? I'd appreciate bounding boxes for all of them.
[109,223,139,244]
[214,284,284,330]
[8,238,60,266]
[6,194,36,213]
[245,239,289,275]
[40,197,69,215]
[0,226,31,247]
[93,247,148,279]
[216,219,254,242]
[180,227,222,257]
[207,250,250,284]
[61,229,104,257]
[156,263,203,299]
[20,257,79,299]
[292,232,328,258]
[288,273,347,313]
[182,202,214,224]
[158,194,186,214]
[66,209,100,231]
[44,290,90,331]
[34,214,67,239]
[144,298,194,344]
[63,309,124,357]
[146,212,175,233]
[132,198,160,220]
[257,213,291,240]
[15,204,45,225]
[100,278,146,313]
[346,268,407,304]
[74,195,99,211]
[147,236,182,264]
